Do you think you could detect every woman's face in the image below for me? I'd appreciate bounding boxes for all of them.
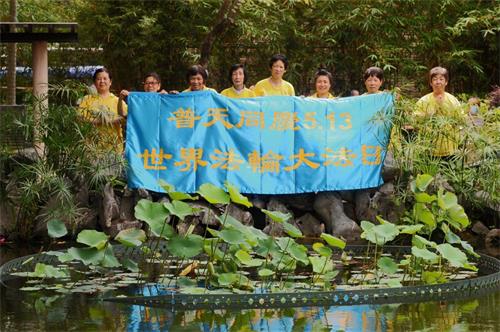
[270,60,286,80]
[94,72,111,94]
[365,75,383,94]
[143,76,160,92]
[231,68,245,89]
[430,74,448,93]
[315,75,331,96]
[189,74,205,91]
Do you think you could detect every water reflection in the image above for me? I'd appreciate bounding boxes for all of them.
[1,283,499,331]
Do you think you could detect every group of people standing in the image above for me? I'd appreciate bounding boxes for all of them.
[78,53,463,158]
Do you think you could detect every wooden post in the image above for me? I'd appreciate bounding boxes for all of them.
[32,40,48,156]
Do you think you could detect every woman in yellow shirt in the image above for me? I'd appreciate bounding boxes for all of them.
[79,67,127,152]
[254,54,295,96]
[182,65,217,93]
[309,69,335,99]
[220,64,256,98]
[415,66,462,157]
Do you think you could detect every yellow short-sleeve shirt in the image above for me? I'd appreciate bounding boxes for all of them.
[78,93,127,152]
[220,87,256,98]
[253,78,295,97]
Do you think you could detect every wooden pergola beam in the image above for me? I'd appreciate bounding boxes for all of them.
[0,22,78,43]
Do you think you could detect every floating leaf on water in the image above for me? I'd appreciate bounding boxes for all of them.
[20,286,44,291]
[179,287,207,294]
[47,219,68,239]
[115,228,146,247]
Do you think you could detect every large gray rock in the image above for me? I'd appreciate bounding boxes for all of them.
[295,213,324,237]
[277,194,315,211]
[227,204,253,226]
[98,183,120,229]
[313,192,361,241]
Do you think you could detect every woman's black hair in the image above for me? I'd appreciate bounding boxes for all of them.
[229,64,248,85]
[143,71,161,83]
[186,65,208,83]
[363,66,384,81]
[269,54,289,69]
[93,67,112,81]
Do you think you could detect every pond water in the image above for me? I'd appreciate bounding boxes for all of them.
[1,245,499,331]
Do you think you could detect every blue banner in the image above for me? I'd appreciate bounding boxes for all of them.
[125,91,393,194]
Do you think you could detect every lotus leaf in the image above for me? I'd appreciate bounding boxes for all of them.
[47,219,68,238]
[235,250,264,267]
[436,243,468,268]
[438,190,458,210]
[377,256,398,275]
[283,222,302,238]
[261,209,292,223]
[320,233,346,249]
[197,183,230,204]
[415,174,433,192]
[258,268,275,277]
[422,271,448,284]
[225,181,252,208]
[164,200,195,221]
[411,246,439,262]
[312,243,333,257]
[115,228,146,247]
[77,230,109,250]
[309,256,334,274]
[167,234,204,258]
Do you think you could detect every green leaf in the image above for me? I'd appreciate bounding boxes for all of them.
[164,200,194,221]
[47,219,68,238]
[159,180,198,201]
[235,250,264,267]
[398,224,424,235]
[255,237,279,257]
[177,277,197,288]
[412,234,437,248]
[197,183,230,204]
[283,222,302,238]
[77,230,109,250]
[218,228,246,245]
[447,205,470,230]
[441,224,461,244]
[101,246,121,268]
[135,199,170,231]
[415,174,433,192]
[261,209,292,223]
[309,256,333,274]
[33,263,69,278]
[438,191,458,210]
[422,271,448,285]
[115,228,146,247]
[415,192,436,203]
[288,242,309,265]
[122,258,139,272]
[411,246,439,263]
[312,243,333,257]
[414,203,436,229]
[460,241,480,258]
[377,257,398,275]
[258,268,275,277]
[361,221,399,246]
[320,233,346,249]
[218,273,240,286]
[225,181,252,208]
[68,247,103,266]
[436,243,468,268]
[167,234,204,259]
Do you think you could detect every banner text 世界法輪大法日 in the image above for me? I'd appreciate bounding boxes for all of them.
[125,91,394,194]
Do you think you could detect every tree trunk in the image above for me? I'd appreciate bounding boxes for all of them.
[199,0,242,68]
[6,0,17,105]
